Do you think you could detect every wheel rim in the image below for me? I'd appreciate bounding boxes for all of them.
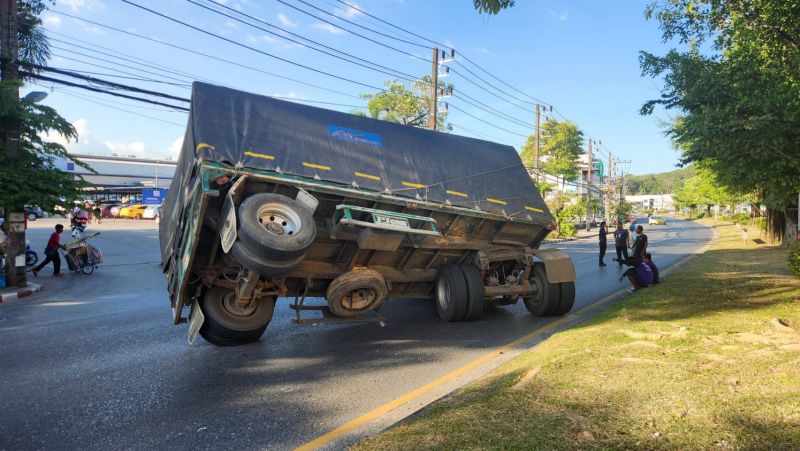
[256,202,302,236]
[528,275,544,306]
[342,288,377,310]
[220,290,258,318]
[436,277,451,311]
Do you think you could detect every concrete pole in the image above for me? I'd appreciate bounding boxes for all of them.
[428,47,438,130]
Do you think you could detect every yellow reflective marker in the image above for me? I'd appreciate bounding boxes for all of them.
[525,206,544,213]
[303,162,331,171]
[446,190,468,198]
[355,171,380,181]
[487,198,507,205]
[401,181,426,189]
[195,143,215,153]
[244,151,275,160]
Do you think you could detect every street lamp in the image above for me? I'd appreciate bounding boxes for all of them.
[21,91,48,104]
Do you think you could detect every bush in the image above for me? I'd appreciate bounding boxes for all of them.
[789,246,800,277]
[733,213,750,225]
[696,211,706,219]
[559,223,577,238]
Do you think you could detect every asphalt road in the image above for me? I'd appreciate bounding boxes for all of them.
[0,218,711,450]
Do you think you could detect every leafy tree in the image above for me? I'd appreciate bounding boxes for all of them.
[627,166,696,195]
[520,118,584,188]
[672,168,739,215]
[359,77,453,131]
[640,0,800,240]
[1,0,89,285]
[473,0,515,15]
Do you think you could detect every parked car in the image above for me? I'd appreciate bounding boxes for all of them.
[119,204,147,219]
[648,216,667,225]
[24,206,47,221]
[142,205,161,220]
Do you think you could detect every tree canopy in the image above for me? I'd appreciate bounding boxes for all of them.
[359,77,453,131]
[640,0,800,238]
[1,0,89,213]
[627,166,696,195]
[472,0,515,15]
[673,167,738,210]
[520,118,584,182]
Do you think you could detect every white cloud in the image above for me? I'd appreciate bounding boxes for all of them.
[277,13,297,28]
[168,136,184,157]
[311,22,344,34]
[548,9,569,21]
[59,0,104,13]
[333,0,362,18]
[103,140,148,157]
[43,15,62,29]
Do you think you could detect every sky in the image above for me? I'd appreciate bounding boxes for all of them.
[27,0,680,175]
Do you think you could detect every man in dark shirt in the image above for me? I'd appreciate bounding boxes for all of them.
[613,222,630,267]
[644,253,659,284]
[32,224,64,277]
[598,221,607,266]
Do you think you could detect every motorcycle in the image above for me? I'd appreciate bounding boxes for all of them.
[71,216,89,239]
[61,232,103,275]
[25,239,38,267]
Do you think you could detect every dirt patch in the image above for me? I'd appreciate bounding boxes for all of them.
[510,365,541,391]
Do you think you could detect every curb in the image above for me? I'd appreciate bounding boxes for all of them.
[0,283,43,303]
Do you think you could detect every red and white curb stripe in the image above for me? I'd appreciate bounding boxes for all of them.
[0,283,42,303]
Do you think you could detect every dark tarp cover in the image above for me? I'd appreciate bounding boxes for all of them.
[161,82,552,265]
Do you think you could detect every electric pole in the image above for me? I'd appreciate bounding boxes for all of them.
[534,103,541,182]
[1,0,26,287]
[586,139,593,232]
[428,47,438,130]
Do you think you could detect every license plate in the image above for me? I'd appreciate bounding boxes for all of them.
[187,302,205,345]
[373,214,409,228]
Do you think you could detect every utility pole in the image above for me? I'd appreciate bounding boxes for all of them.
[585,139,593,232]
[606,153,613,223]
[1,0,26,287]
[428,47,438,130]
[534,103,541,182]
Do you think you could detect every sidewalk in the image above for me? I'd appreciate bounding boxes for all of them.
[0,282,42,302]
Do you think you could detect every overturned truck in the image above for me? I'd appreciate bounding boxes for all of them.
[160,82,576,346]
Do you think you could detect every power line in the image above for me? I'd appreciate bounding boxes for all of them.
[290,0,430,49]
[447,103,528,138]
[270,0,429,62]
[330,0,453,51]
[51,10,365,100]
[51,51,192,88]
[119,0,387,92]
[23,72,191,110]
[187,0,421,82]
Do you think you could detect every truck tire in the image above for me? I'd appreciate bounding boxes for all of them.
[237,193,316,261]
[523,262,561,316]
[230,241,304,277]
[459,265,485,321]
[326,269,388,318]
[199,286,275,346]
[435,264,469,322]
[556,281,576,315]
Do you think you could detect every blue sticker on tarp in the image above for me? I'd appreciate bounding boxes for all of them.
[327,124,383,147]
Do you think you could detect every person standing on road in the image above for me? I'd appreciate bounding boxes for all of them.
[613,222,630,267]
[598,221,607,266]
[32,224,64,277]
[629,225,648,264]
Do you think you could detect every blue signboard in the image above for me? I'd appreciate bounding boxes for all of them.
[327,124,383,147]
[142,188,167,205]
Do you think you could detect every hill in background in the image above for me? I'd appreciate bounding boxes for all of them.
[626,165,695,195]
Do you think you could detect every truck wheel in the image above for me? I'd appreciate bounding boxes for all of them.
[199,286,275,346]
[326,269,388,317]
[556,281,576,315]
[459,265,485,321]
[524,263,561,316]
[230,241,304,277]
[435,264,469,322]
[237,193,316,261]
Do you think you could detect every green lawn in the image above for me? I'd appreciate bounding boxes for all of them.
[355,222,800,450]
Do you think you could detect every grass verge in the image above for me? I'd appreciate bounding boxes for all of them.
[355,222,800,450]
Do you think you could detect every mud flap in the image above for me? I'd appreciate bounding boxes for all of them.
[219,176,247,253]
[187,301,205,345]
[534,248,576,284]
